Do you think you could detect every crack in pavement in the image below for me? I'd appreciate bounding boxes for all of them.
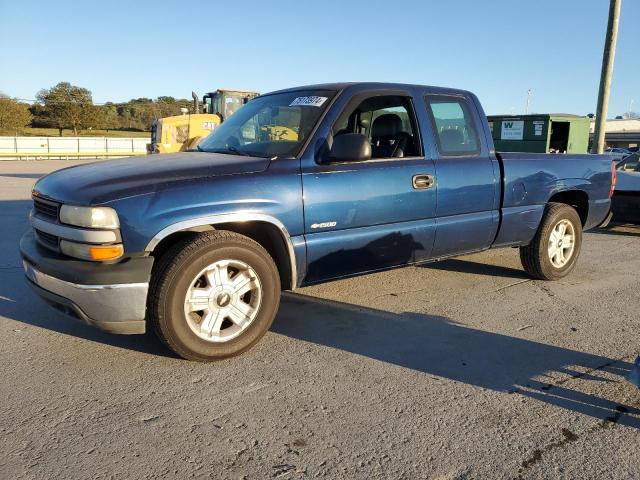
[373,287,432,299]
[495,279,531,292]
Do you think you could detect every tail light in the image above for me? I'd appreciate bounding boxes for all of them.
[609,161,617,198]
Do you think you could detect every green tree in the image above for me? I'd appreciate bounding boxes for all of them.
[156,97,192,118]
[0,95,33,134]
[156,96,177,103]
[35,82,96,135]
[96,103,120,132]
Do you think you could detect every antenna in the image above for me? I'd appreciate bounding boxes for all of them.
[525,89,532,115]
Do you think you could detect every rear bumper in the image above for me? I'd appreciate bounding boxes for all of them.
[611,192,640,224]
[20,231,152,335]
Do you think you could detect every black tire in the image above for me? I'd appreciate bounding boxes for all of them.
[519,203,583,281]
[148,231,280,361]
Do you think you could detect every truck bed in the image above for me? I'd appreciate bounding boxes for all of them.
[492,151,612,247]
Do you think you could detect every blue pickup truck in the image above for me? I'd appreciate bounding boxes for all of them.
[21,83,614,361]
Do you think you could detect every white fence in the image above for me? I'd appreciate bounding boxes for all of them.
[0,136,149,159]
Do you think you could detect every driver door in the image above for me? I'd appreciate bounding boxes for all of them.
[301,93,437,284]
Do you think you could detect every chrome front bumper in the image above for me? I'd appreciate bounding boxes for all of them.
[23,260,148,334]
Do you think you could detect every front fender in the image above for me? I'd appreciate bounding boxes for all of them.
[143,212,300,290]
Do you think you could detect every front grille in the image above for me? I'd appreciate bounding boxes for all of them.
[35,228,59,249]
[33,196,59,221]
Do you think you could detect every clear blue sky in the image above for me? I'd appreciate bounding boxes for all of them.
[1,0,638,116]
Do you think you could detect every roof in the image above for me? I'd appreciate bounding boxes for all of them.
[265,82,473,97]
[268,82,357,93]
[589,118,640,133]
[591,132,640,140]
[207,89,260,95]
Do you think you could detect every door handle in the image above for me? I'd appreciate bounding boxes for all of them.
[412,174,435,189]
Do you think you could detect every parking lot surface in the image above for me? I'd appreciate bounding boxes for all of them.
[1,160,639,480]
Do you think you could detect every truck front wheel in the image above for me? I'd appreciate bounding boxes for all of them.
[519,203,582,281]
[148,231,281,361]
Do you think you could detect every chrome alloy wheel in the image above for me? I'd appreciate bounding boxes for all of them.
[183,259,262,343]
[547,219,576,268]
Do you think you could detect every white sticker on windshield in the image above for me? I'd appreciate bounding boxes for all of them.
[289,96,328,107]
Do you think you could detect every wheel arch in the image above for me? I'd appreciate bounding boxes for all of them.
[547,189,589,226]
[146,214,297,290]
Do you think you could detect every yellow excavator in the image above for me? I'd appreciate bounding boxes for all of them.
[148,89,259,154]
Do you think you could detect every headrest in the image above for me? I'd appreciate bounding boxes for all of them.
[440,129,464,151]
[372,114,403,138]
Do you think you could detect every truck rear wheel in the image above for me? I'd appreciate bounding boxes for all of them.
[519,203,582,281]
[148,231,281,361]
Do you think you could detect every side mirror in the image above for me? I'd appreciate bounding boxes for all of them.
[329,133,371,162]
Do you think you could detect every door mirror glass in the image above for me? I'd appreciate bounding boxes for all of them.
[329,133,371,162]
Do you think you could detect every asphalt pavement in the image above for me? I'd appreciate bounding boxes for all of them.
[1,160,639,480]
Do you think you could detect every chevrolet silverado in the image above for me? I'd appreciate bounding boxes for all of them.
[21,83,615,361]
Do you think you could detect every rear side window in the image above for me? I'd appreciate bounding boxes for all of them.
[425,96,480,156]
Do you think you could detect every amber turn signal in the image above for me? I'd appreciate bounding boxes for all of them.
[60,240,124,261]
[89,245,124,261]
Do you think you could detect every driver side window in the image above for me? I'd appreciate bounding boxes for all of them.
[333,95,421,160]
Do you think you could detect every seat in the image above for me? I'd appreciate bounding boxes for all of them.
[334,115,371,138]
[371,114,410,158]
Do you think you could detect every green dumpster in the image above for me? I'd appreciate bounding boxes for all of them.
[487,114,590,154]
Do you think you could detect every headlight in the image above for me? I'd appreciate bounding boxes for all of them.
[60,240,124,261]
[59,205,120,229]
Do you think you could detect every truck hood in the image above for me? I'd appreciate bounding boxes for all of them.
[33,152,271,205]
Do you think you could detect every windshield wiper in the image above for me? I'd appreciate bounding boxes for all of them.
[204,146,274,159]
[206,146,254,157]
[197,146,280,160]
[226,145,253,157]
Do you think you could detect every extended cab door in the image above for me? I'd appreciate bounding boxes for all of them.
[300,90,437,284]
[424,94,500,258]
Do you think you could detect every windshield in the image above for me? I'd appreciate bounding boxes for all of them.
[198,90,336,158]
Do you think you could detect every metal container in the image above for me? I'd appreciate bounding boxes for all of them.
[487,114,590,154]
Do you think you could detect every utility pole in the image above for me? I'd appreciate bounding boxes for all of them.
[592,0,622,154]
[525,89,532,115]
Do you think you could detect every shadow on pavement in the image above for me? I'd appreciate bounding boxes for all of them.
[420,257,529,279]
[274,292,640,429]
[2,195,639,426]
[590,224,640,237]
[0,271,173,358]
[0,198,172,358]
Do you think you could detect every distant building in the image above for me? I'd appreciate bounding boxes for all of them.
[589,118,640,151]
